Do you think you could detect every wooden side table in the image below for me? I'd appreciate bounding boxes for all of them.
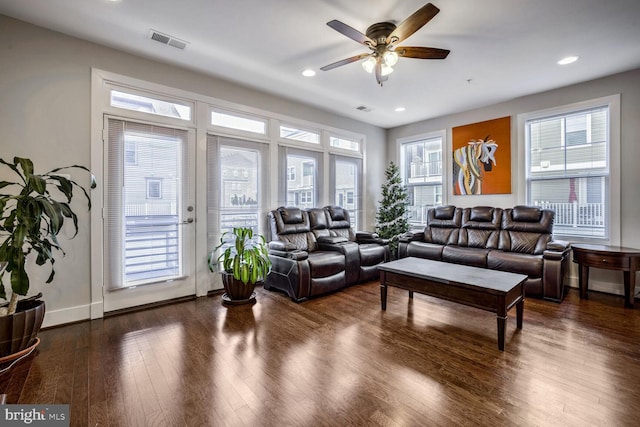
[572,244,640,308]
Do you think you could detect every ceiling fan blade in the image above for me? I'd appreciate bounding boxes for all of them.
[327,20,375,46]
[387,3,440,45]
[320,53,371,71]
[396,46,450,59]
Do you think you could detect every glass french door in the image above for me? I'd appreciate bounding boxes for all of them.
[103,117,196,312]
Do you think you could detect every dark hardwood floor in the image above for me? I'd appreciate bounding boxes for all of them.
[1,284,639,426]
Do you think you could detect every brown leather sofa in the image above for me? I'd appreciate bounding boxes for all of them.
[265,205,389,302]
[397,205,570,302]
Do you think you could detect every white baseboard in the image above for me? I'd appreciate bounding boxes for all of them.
[567,274,631,297]
[42,304,91,328]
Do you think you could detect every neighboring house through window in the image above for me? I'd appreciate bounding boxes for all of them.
[523,95,620,242]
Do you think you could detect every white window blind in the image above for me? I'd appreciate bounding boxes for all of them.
[105,118,189,290]
[207,135,269,252]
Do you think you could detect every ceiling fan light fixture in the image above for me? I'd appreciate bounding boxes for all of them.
[383,50,399,67]
[381,63,394,76]
[362,56,376,73]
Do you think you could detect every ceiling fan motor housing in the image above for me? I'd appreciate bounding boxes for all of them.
[365,22,397,46]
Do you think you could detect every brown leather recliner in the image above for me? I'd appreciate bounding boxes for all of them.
[264,206,389,302]
[264,206,348,302]
[323,205,390,282]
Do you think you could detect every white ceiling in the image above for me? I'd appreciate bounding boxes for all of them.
[2,0,640,128]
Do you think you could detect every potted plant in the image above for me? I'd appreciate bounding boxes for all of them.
[208,227,271,305]
[0,157,95,360]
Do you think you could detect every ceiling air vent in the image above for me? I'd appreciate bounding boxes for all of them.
[356,105,373,112]
[149,29,189,50]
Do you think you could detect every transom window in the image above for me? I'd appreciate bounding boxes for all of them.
[110,89,192,121]
[211,109,267,134]
[280,125,319,144]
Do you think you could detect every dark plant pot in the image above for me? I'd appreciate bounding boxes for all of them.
[0,299,45,359]
[221,272,257,305]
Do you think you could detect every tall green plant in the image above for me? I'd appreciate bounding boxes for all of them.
[0,157,95,314]
[375,161,409,256]
[208,227,271,285]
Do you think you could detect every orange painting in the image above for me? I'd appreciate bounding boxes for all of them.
[452,116,511,195]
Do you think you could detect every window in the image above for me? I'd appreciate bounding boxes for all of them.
[525,102,613,239]
[211,109,267,134]
[146,179,162,199]
[330,135,361,152]
[207,135,269,241]
[287,166,296,181]
[330,155,362,229]
[279,147,322,209]
[110,89,192,121]
[280,125,319,144]
[303,162,314,177]
[400,135,443,227]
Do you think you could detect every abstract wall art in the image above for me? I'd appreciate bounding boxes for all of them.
[452,116,512,195]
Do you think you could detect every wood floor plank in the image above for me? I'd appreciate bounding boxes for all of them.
[1,285,640,426]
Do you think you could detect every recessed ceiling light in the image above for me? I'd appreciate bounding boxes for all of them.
[395,107,406,112]
[557,56,579,65]
[302,69,316,77]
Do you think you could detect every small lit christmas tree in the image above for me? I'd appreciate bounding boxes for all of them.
[375,162,409,257]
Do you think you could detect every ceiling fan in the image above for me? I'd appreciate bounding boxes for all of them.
[320,2,450,86]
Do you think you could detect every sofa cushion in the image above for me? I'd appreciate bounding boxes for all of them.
[434,205,456,220]
[307,251,345,278]
[327,205,346,221]
[442,246,489,268]
[487,250,543,278]
[406,241,445,260]
[359,243,388,266]
[280,207,303,224]
[512,205,542,222]
[470,206,494,222]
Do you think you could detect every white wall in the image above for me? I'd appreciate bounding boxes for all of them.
[388,68,640,298]
[0,15,387,326]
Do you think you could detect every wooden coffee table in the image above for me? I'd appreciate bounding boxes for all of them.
[378,257,527,351]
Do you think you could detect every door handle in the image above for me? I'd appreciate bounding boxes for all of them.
[181,218,194,224]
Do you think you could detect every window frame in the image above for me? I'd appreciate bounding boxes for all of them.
[518,94,621,245]
[397,130,446,229]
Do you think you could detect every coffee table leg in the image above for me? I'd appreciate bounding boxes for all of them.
[516,299,524,330]
[497,315,506,351]
[408,291,414,299]
[380,284,387,311]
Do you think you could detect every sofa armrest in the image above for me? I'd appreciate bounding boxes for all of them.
[355,231,388,245]
[268,247,309,261]
[317,236,349,245]
[547,239,570,252]
[398,231,424,243]
[269,240,297,251]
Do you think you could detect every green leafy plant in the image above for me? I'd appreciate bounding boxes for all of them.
[0,157,95,315]
[208,227,271,285]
